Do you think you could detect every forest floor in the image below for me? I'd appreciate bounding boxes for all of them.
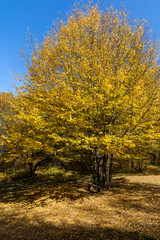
[0,166,160,240]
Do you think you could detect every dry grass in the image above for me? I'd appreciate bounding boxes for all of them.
[125,175,160,185]
[0,170,160,240]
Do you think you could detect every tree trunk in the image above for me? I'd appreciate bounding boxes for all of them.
[91,151,113,189]
[92,157,97,185]
[28,157,53,178]
[136,160,143,173]
[129,159,131,171]
[151,153,159,166]
[109,154,113,187]
[28,162,35,178]
[105,154,110,189]
[131,159,135,171]
[97,156,100,186]
[102,153,107,187]
[120,160,124,169]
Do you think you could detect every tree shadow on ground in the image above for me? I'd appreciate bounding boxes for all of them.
[145,165,160,175]
[0,213,157,240]
[111,177,160,214]
[0,176,159,208]
[0,177,159,239]
[0,179,91,204]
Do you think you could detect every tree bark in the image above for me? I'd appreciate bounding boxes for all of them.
[105,154,110,189]
[28,162,35,178]
[91,151,114,189]
[109,154,113,187]
[28,157,53,178]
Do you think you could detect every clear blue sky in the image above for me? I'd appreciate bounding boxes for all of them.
[0,0,160,92]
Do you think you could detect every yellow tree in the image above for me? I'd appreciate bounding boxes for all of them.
[2,90,76,177]
[0,92,14,162]
[4,4,160,185]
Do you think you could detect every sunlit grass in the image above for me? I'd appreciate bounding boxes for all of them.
[42,166,73,177]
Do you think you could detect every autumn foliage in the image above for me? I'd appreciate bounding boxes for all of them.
[1,4,160,186]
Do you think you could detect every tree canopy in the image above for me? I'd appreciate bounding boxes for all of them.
[2,4,160,186]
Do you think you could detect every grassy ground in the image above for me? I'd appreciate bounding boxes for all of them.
[0,166,160,240]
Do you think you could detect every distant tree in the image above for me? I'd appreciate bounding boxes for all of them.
[3,4,160,185]
[0,92,14,162]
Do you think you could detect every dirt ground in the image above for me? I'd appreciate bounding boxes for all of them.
[0,175,160,240]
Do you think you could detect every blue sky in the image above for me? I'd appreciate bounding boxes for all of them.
[0,0,160,92]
